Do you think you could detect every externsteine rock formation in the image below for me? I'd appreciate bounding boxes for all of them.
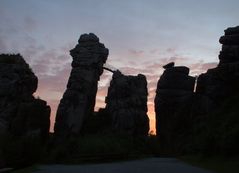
[196,26,239,104]
[154,63,195,154]
[105,70,149,136]
[155,26,239,156]
[54,33,108,137]
[0,54,50,139]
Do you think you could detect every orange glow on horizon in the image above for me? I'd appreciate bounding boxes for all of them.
[147,103,156,135]
[48,101,156,134]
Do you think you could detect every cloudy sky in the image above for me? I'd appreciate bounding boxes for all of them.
[0,0,238,132]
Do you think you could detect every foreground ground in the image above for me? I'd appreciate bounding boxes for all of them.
[31,158,213,173]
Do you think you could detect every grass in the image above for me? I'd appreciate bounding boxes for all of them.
[179,155,239,173]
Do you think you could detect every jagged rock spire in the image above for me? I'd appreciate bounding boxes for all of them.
[54,33,108,137]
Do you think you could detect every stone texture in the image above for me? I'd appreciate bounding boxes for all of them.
[54,33,108,137]
[154,63,195,154]
[154,26,239,156]
[218,27,239,65]
[197,26,239,103]
[105,71,149,136]
[0,54,50,139]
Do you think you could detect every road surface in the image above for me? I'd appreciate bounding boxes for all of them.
[33,157,213,173]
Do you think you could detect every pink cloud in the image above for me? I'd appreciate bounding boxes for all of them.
[147,74,160,82]
[150,49,160,54]
[60,42,76,53]
[128,49,144,56]
[34,65,71,132]
[120,66,154,75]
[99,71,112,81]
[166,47,176,53]
[32,50,218,134]
[189,61,218,75]
[201,62,218,70]
[38,63,71,92]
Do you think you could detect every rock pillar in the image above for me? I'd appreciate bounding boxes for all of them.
[54,33,108,137]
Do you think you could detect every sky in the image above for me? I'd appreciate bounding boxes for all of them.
[0,0,238,133]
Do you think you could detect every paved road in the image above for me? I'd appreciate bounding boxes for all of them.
[33,158,213,173]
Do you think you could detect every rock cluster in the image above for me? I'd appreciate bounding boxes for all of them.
[105,71,149,136]
[0,54,50,139]
[154,63,195,154]
[54,33,108,137]
[219,26,239,60]
[197,26,239,105]
[155,26,239,155]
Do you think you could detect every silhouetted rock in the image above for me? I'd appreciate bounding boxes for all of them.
[163,62,174,69]
[197,26,239,104]
[154,64,195,154]
[81,108,112,134]
[219,35,239,45]
[155,26,239,156]
[190,26,239,156]
[0,54,50,168]
[0,54,50,139]
[105,71,149,136]
[218,26,239,65]
[224,26,239,35]
[54,33,108,137]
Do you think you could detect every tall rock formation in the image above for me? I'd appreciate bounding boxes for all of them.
[196,26,239,105]
[154,63,195,154]
[154,26,239,156]
[0,54,50,139]
[54,33,108,137]
[105,71,149,136]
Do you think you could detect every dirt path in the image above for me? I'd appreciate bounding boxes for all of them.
[33,157,213,173]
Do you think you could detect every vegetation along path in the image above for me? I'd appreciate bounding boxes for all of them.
[33,158,213,173]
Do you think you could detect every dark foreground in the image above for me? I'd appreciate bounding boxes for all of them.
[33,158,213,173]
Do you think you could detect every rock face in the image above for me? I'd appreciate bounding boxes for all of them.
[197,26,239,104]
[105,71,149,136]
[54,33,108,137]
[154,63,195,154]
[0,54,50,139]
[154,26,239,155]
